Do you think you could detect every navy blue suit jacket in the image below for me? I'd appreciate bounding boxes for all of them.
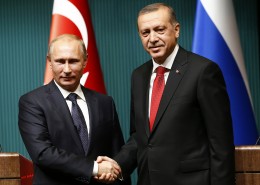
[19,80,130,185]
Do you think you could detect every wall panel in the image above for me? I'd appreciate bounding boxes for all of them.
[0,0,259,184]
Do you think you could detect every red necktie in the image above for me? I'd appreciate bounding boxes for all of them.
[150,66,167,131]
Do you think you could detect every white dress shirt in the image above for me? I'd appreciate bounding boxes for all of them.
[55,82,90,134]
[148,44,179,117]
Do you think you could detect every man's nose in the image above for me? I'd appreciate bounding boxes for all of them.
[63,62,71,73]
[149,31,159,43]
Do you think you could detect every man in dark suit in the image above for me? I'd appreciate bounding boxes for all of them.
[18,34,130,185]
[98,3,235,185]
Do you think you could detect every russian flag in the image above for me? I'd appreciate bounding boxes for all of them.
[192,0,258,145]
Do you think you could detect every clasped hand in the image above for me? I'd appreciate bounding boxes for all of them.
[94,156,122,184]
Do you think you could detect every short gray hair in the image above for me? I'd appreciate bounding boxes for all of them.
[47,34,87,61]
[138,3,178,25]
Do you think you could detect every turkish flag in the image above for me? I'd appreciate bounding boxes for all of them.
[44,0,106,94]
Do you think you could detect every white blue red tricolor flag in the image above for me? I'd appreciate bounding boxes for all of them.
[44,0,106,94]
[192,0,258,145]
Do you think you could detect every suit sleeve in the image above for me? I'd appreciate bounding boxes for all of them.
[18,94,94,183]
[197,62,235,185]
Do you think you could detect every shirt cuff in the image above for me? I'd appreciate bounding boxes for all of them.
[92,161,98,176]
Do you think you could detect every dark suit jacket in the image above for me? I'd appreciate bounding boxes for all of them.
[115,47,235,185]
[18,80,130,185]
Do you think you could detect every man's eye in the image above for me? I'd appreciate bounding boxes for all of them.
[141,31,149,37]
[69,59,79,63]
[55,59,65,64]
[157,28,165,34]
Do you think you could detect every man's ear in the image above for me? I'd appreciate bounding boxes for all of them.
[47,55,51,62]
[175,23,180,38]
[47,55,52,68]
[83,60,87,68]
[83,54,88,68]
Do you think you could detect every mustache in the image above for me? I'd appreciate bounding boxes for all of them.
[148,44,163,49]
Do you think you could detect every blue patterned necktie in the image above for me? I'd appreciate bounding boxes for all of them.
[67,93,89,155]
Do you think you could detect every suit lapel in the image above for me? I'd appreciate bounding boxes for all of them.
[140,62,154,137]
[46,81,85,154]
[81,87,97,155]
[152,47,188,132]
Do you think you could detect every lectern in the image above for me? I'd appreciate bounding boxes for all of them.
[235,146,260,185]
[0,153,33,185]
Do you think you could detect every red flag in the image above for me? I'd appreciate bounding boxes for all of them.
[44,0,106,94]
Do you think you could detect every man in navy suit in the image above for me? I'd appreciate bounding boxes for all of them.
[18,34,130,185]
[98,3,235,185]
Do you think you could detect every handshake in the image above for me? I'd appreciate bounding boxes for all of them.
[94,156,123,184]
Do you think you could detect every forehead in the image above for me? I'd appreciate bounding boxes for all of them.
[54,38,79,48]
[138,8,170,29]
[53,39,81,55]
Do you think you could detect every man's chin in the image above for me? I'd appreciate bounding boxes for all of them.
[60,83,78,91]
[150,54,165,64]
[149,50,163,57]
[60,79,76,86]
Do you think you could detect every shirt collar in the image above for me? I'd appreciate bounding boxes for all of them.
[54,81,86,101]
[152,44,179,73]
